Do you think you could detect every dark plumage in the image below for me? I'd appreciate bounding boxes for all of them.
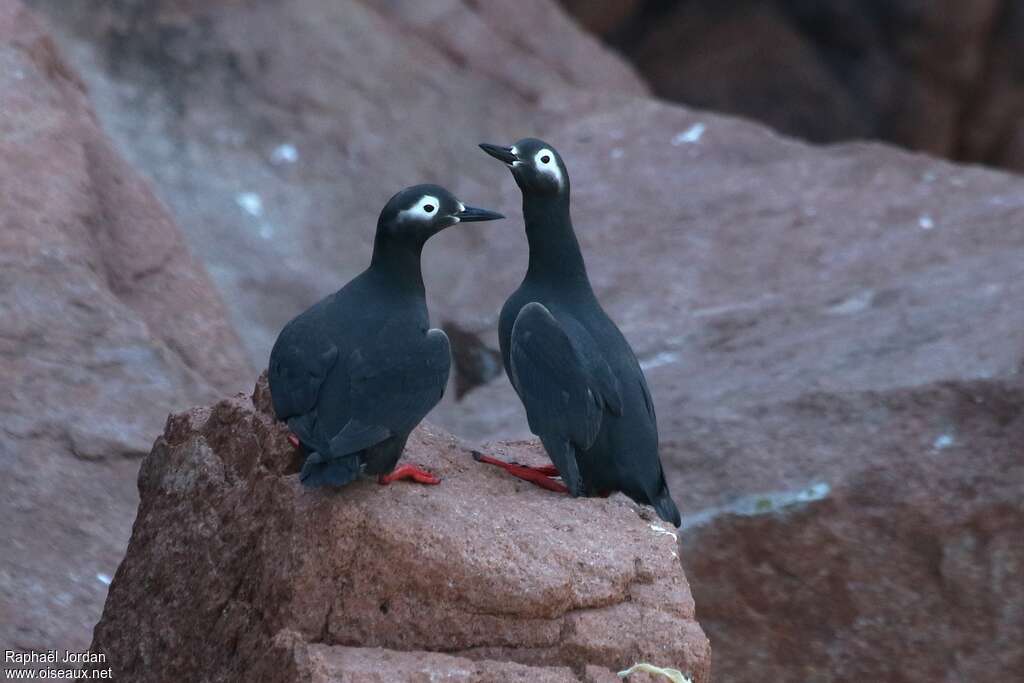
[268,184,503,488]
[479,139,681,526]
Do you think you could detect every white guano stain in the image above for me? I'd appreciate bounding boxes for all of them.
[618,662,693,682]
[270,143,299,164]
[682,482,831,530]
[827,290,874,316]
[649,523,679,559]
[235,192,264,218]
[640,351,681,371]
[672,123,706,146]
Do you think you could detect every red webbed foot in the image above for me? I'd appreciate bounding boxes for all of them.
[287,433,301,449]
[472,452,569,494]
[378,464,441,486]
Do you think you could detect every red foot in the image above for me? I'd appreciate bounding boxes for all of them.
[472,453,569,494]
[378,464,441,486]
[287,433,301,449]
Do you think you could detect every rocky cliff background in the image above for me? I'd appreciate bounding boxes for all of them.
[2,0,1023,681]
[561,0,1024,173]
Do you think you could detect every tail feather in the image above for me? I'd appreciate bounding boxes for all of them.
[299,451,361,488]
[653,484,682,528]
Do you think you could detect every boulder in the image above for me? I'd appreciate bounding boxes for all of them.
[11,0,1024,678]
[557,0,1024,172]
[433,95,1024,438]
[678,379,1024,682]
[1,0,650,664]
[87,375,711,682]
[427,95,1024,680]
[26,0,647,365]
[0,0,251,663]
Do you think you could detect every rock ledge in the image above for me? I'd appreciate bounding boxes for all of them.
[88,375,710,682]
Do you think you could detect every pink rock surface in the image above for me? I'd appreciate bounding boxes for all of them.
[429,98,1024,680]
[27,0,646,364]
[9,0,1024,679]
[86,375,711,682]
[0,0,250,663]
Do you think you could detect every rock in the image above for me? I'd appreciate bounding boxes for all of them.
[433,95,1024,438]
[26,0,646,366]
[87,375,711,682]
[11,0,1024,678]
[629,3,872,146]
[0,0,648,662]
[0,0,251,664]
[558,0,642,39]
[442,319,503,400]
[679,380,1024,682]
[557,0,1024,172]
[426,95,1024,680]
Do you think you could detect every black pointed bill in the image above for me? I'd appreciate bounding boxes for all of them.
[456,205,505,222]
[479,143,518,165]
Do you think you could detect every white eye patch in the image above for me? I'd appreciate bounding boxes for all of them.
[450,201,466,223]
[397,195,441,223]
[533,148,563,188]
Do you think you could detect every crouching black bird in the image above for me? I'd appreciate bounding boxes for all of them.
[269,185,503,488]
[478,139,681,526]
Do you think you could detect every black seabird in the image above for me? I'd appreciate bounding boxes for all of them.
[269,184,504,488]
[478,139,681,526]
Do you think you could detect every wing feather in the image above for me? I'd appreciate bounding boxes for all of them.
[509,302,621,451]
[342,328,451,449]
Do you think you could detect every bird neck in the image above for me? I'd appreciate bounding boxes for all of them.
[368,233,426,295]
[522,193,591,288]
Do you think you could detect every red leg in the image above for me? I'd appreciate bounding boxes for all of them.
[472,452,569,494]
[378,464,441,486]
[473,453,560,476]
[287,433,301,449]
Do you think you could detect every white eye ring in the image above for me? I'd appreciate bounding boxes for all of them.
[397,195,442,223]
[532,148,563,188]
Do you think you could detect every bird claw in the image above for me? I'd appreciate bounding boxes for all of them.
[472,452,569,494]
[378,464,441,486]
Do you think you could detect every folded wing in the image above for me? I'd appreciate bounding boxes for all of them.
[509,302,623,492]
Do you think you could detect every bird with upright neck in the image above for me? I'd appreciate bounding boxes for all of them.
[477,139,681,526]
[268,184,503,488]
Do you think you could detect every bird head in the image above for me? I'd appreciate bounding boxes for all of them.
[479,138,569,198]
[377,184,504,241]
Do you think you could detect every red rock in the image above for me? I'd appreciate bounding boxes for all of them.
[557,0,642,38]
[86,375,711,682]
[11,0,1024,679]
[428,95,1024,680]
[678,381,1024,681]
[2,0,656,666]
[28,0,646,365]
[0,0,251,665]
[557,0,1024,171]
